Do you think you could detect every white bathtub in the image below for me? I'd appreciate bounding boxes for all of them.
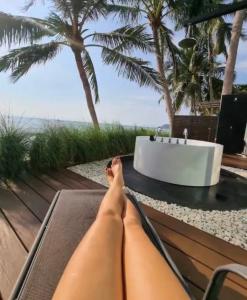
[133,136,223,187]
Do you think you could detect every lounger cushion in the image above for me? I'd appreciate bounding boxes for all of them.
[14,190,105,300]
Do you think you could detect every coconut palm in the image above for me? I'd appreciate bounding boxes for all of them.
[142,1,180,129]
[178,0,247,97]
[199,16,232,102]
[171,0,247,116]
[168,47,206,114]
[0,1,161,128]
[115,0,181,130]
[168,46,225,115]
[222,8,247,95]
[167,1,232,114]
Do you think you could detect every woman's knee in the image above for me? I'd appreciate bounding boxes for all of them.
[97,209,123,223]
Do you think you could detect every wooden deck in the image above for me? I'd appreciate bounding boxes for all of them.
[0,169,246,299]
[222,154,247,170]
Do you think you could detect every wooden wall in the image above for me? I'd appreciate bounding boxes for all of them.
[173,116,218,142]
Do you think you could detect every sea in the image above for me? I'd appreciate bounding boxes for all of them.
[7,116,165,133]
[10,116,91,133]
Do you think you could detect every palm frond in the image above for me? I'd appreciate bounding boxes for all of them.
[82,49,100,103]
[23,0,44,11]
[160,24,179,73]
[92,25,153,53]
[71,0,95,19]
[111,0,141,5]
[47,12,71,37]
[106,4,141,23]
[101,47,161,91]
[52,0,73,20]
[158,95,164,104]
[53,0,99,22]
[0,42,61,82]
[212,19,231,56]
[0,11,52,47]
[80,0,109,25]
[173,89,185,112]
[159,24,179,78]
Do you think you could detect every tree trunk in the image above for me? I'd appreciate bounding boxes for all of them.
[152,26,174,133]
[73,50,99,128]
[222,10,245,95]
[208,36,214,103]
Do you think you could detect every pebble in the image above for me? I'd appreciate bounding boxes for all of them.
[69,159,247,250]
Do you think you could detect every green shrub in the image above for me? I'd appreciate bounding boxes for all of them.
[29,124,155,171]
[81,127,110,162]
[29,133,49,170]
[0,116,28,179]
[30,126,68,170]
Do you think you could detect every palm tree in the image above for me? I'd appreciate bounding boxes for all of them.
[0,1,160,128]
[168,44,225,115]
[222,9,246,95]
[178,0,246,97]
[171,0,245,115]
[144,1,179,129]
[200,16,232,103]
[168,48,204,114]
[115,0,181,130]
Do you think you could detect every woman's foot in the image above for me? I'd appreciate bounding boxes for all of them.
[105,168,114,185]
[106,157,125,187]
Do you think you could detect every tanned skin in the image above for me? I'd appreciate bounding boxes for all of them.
[53,158,189,300]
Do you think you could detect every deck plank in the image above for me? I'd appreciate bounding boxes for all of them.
[143,204,247,298]
[222,154,247,170]
[142,203,247,265]
[35,173,70,191]
[163,242,247,300]
[151,219,247,289]
[21,174,56,203]
[62,169,105,189]
[48,170,94,189]
[7,180,49,222]
[0,182,41,250]
[0,210,27,300]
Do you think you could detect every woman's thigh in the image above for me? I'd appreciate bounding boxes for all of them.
[53,214,124,300]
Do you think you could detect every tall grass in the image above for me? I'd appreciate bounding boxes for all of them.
[0,117,156,176]
[29,125,154,171]
[0,115,29,179]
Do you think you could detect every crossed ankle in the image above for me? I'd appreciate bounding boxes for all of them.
[112,173,124,186]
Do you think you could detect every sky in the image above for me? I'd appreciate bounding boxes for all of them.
[0,1,247,127]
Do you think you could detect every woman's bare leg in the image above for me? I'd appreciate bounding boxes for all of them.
[53,158,125,300]
[123,199,190,300]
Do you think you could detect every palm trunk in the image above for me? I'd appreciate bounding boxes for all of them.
[222,10,245,95]
[73,50,99,128]
[152,26,174,133]
[208,37,214,102]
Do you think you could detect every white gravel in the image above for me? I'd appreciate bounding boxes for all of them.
[69,159,247,250]
[221,165,247,178]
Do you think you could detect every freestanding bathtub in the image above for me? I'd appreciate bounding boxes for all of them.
[133,136,223,187]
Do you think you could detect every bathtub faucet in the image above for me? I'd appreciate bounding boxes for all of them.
[183,128,188,144]
[155,127,162,141]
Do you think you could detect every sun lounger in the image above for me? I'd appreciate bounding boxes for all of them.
[10,190,247,300]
